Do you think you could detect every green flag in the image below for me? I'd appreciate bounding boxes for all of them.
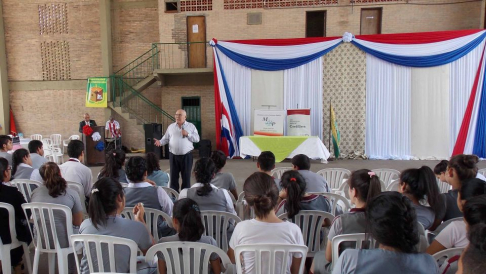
[330,104,340,158]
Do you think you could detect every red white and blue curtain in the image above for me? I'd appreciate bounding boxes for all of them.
[212,29,486,159]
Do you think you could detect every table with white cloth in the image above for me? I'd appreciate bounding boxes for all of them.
[239,136,330,163]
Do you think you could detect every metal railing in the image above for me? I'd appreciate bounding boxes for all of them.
[111,76,175,127]
[152,42,213,70]
[114,46,160,88]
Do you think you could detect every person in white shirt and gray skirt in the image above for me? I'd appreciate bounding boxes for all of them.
[155,109,200,192]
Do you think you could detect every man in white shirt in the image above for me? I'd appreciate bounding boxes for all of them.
[60,140,93,198]
[155,109,200,192]
[28,140,48,169]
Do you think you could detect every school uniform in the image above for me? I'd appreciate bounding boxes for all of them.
[211,172,237,192]
[412,203,435,230]
[30,153,48,169]
[297,170,330,193]
[147,170,170,187]
[275,194,332,217]
[0,151,12,165]
[97,169,128,184]
[60,158,93,198]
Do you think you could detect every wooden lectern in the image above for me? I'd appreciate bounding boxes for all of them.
[82,126,105,166]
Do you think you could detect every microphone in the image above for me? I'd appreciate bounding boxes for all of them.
[182,125,186,138]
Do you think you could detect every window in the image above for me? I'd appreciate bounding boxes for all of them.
[306,11,326,37]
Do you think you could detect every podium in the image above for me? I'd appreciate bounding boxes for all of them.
[82,126,105,166]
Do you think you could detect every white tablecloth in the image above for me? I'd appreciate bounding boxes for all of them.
[240,136,330,163]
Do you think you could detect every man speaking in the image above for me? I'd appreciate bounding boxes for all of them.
[155,109,199,192]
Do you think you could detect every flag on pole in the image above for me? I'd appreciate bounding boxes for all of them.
[330,104,340,158]
[10,108,17,136]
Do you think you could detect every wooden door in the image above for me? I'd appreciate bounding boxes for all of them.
[187,16,206,68]
[360,8,382,35]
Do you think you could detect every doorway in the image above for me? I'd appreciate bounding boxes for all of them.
[182,97,201,148]
[360,8,382,35]
[306,11,326,37]
[187,16,206,68]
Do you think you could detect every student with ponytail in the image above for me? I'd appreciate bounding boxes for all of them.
[210,150,238,199]
[275,170,331,218]
[228,172,304,274]
[157,198,221,274]
[98,149,127,183]
[79,177,156,274]
[311,169,382,274]
[398,166,444,230]
[332,192,438,274]
[427,180,486,255]
[11,148,36,180]
[145,152,169,187]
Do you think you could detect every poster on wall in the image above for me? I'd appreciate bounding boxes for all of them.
[86,78,107,108]
[287,109,311,136]
[254,110,286,136]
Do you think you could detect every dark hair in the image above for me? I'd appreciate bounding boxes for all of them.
[211,150,227,172]
[88,177,124,229]
[12,149,29,177]
[67,140,84,159]
[39,162,67,198]
[291,154,310,170]
[400,166,442,218]
[28,140,43,154]
[460,178,486,201]
[173,198,205,241]
[257,151,275,172]
[194,158,216,196]
[448,154,479,182]
[280,170,306,219]
[463,223,486,274]
[0,135,12,150]
[434,160,449,175]
[145,152,161,176]
[125,156,147,183]
[367,192,419,253]
[99,149,126,180]
[347,169,381,205]
[0,157,9,182]
[463,195,486,227]
[244,172,279,219]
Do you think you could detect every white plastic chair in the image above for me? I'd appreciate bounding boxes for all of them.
[417,222,429,252]
[433,247,464,274]
[437,178,451,194]
[479,168,486,178]
[0,202,33,274]
[42,138,53,160]
[307,192,351,216]
[234,244,308,274]
[162,186,179,200]
[11,179,42,203]
[30,134,42,141]
[164,169,171,185]
[66,181,87,213]
[145,241,235,274]
[71,234,138,274]
[331,233,377,265]
[278,210,334,257]
[62,135,80,154]
[316,168,351,193]
[120,207,173,242]
[386,180,400,191]
[371,168,400,190]
[50,134,62,149]
[235,191,255,220]
[270,167,292,179]
[22,202,78,274]
[200,210,241,252]
[51,147,64,164]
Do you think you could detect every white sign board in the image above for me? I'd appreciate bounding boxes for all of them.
[192,24,199,33]
[287,109,311,136]
[254,110,285,136]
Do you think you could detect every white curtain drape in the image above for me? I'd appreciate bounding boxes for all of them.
[410,65,450,159]
[283,57,324,139]
[218,51,252,136]
[449,41,485,152]
[365,54,412,159]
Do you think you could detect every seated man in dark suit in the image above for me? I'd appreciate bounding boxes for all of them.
[79,113,97,133]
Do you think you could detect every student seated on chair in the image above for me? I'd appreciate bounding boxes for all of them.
[211,150,238,199]
[292,154,330,193]
[332,192,438,274]
[145,152,169,187]
[97,149,128,184]
[11,148,36,181]
[157,198,221,274]
[398,166,445,230]
[0,157,32,274]
[31,162,84,273]
[227,172,305,274]
[257,151,281,189]
[275,170,331,218]
[311,169,381,274]
[0,135,13,165]
[60,140,93,199]
[79,177,157,274]
[28,140,48,169]
[124,156,175,238]
[458,223,486,274]
[427,179,486,255]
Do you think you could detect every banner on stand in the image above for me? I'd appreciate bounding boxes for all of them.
[254,110,285,136]
[287,109,311,136]
[86,78,107,108]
